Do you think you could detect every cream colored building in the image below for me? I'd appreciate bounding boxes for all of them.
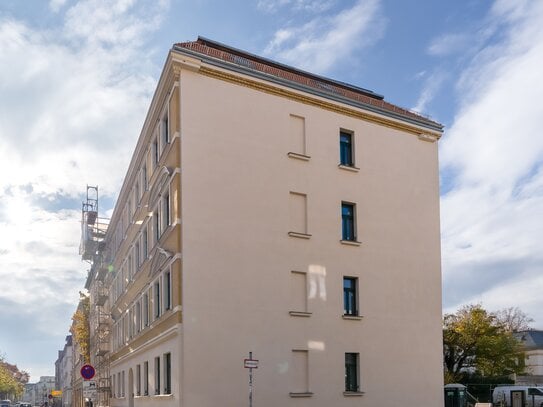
[89,37,443,407]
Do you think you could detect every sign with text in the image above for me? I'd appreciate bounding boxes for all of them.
[244,358,259,369]
[83,381,97,399]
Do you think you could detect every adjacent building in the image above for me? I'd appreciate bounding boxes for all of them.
[55,335,73,407]
[514,330,543,385]
[22,377,55,407]
[80,37,443,407]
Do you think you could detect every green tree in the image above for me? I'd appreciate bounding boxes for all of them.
[443,304,524,383]
[0,356,26,399]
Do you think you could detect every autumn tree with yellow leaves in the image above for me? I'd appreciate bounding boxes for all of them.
[0,355,28,399]
[71,295,90,364]
[443,304,525,383]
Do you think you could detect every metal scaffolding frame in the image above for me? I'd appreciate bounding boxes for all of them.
[80,186,110,407]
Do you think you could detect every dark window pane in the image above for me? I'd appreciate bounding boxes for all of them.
[342,203,355,241]
[343,277,358,316]
[340,131,353,166]
[345,353,358,392]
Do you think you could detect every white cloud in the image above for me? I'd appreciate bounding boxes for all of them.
[263,0,385,74]
[412,70,446,114]
[440,0,543,326]
[0,0,168,380]
[49,0,68,13]
[258,0,336,14]
[427,33,470,57]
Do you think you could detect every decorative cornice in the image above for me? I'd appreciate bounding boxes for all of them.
[198,66,442,139]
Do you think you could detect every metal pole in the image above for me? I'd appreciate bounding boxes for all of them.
[249,352,253,407]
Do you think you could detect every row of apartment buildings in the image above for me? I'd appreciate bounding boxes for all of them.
[60,37,445,406]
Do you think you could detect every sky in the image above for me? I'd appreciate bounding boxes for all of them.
[0,0,542,382]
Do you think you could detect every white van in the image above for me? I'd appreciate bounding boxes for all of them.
[492,386,543,407]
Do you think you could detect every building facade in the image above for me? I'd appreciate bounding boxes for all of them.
[86,37,443,407]
[23,377,55,407]
[55,335,73,407]
[514,330,543,385]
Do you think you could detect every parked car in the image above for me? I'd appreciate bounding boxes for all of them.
[1,400,11,407]
[492,385,543,407]
[19,403,32,407]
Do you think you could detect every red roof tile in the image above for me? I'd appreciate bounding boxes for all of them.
[174,37,442,130]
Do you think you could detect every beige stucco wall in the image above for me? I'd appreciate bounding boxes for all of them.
[525,351,543,375]
[178,62,443,407]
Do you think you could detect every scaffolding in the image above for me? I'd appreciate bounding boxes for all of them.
[80,186,110,407]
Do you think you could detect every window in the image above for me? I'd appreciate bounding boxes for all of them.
[143,293,149,327]
[161,112,169,151]
[143,361,149,396]
[135,182,140,205]
[161,192,170,234]
[343,277,358,316]
[154,280,161,319]
[345,353,359,392]
[112,374,116,398]
[154,356,161,395]
[164,270,171,311]
[128,308,134,339]
[136,364,141,396]
[341,202,356,241]
[163,353,171,394]
[152,138,159,168]
[128,254,134,281]
[154,210,160,244]
[136,301,142,333]
[142,227,148,259]
[340,130,354,166]
[117,372,121,398]
[142,164,148,192]
[135,241,141,268]
[122,370,126,397]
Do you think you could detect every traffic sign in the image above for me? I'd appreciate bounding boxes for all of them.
[83,381,97,389]
[80,364,96,380]
[244,358,259,369]
[51,390,62,397]
[83,381,97,399]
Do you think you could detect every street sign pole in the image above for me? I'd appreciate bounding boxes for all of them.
[249,352,253,407]
[244,352,259,407]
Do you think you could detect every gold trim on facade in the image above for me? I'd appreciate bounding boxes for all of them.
[194,65,441,141]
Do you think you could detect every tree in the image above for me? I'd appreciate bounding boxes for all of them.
[0,355,28,399]
[443,304,524,383]
[71,295,90,363]
[494,307,533,333]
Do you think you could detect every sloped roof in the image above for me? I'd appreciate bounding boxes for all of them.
[173,37,443,132]
[514,330,543,350]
